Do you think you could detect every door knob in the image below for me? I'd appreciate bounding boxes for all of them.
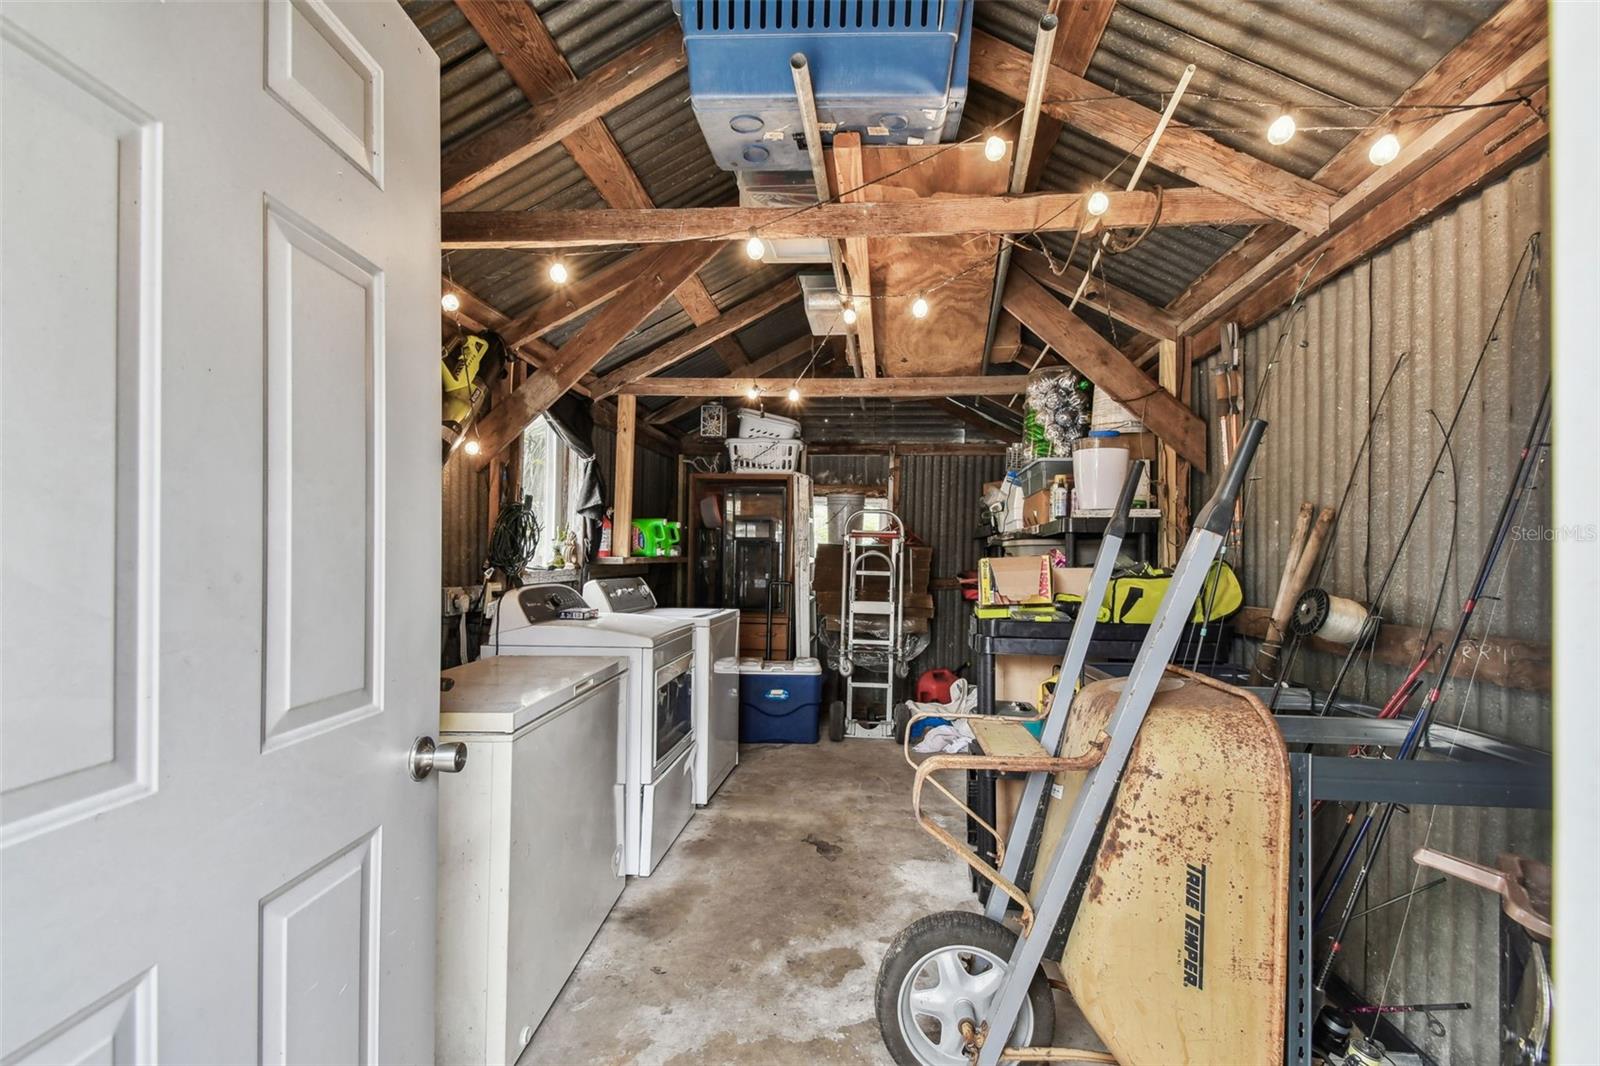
[409,736,467,780]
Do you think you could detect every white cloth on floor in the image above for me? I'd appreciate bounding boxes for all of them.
[912,720,976,754]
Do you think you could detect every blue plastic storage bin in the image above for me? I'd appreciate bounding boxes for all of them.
[738,657,823,743]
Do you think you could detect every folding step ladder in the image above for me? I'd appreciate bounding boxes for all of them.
[839,508,905,739]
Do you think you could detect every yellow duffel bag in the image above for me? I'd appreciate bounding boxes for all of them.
[1057,561,1242,624]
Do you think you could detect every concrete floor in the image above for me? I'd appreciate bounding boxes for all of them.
[521,739,1100,1065]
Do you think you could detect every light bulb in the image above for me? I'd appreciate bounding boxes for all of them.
[1266,113,1296,146]
[983,135,1006,162]
[911,295,929,320]
[1085,190,1110,217]
[441,292,461,313]
[464,438,481,456]
[746,383,760,400]
[841,303,858,326]
[745,232,765,260]
[787,386,801,402]
[547,260,569,284]
[1368,132,1400,166]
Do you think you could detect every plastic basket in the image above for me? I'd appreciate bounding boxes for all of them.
[736,408,801,440]
[727,437,803,472]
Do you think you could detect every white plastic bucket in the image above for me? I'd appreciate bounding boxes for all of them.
[1074,447,1131,510]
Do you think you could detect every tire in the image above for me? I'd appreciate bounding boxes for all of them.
[876,911,1055,1066]
[828,700,846,742]
[892,702,911,744]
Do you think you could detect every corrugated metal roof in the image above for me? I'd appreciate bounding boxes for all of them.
[975,0,1501,179]
[1193,158,1548,1066]
[413,0,1507,408]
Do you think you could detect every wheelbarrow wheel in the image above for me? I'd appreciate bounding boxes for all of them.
[876,910,1055,1066]
[828,700,846,742]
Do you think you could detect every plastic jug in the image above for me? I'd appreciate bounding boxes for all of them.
[632,518,671,557]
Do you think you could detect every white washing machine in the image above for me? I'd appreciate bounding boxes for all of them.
[435,654,627,1064]
[583,577,741,805]
[485,584,696,877]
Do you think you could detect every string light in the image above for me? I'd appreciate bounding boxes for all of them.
[745,231,765,260]
[746,383,760,399]
[787,385,801,402]
[441,292,461,313]
[1266,112,1296,146]
[910,295,930,320]
[841,299,858,326]
[547,260,569,284]
[1085,190,1111,217]
[1368,131,1401,166]
[463,438,481,456]
[983,135,1006,162]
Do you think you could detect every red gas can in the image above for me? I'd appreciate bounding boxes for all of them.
[914,668,959,705]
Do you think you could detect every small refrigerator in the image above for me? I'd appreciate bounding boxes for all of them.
[436,654,628,1065]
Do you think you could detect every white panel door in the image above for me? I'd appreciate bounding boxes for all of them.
[0,3,440,1063]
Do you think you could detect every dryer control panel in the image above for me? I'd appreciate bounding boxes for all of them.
[584,577,659,615]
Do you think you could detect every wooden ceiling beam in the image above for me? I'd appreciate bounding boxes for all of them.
[1024,0,1116,190]
[831,133,878,377]
[970,29,1337,234]
[1180,42,1548,352]
[1013,247,1178,339]
[500,246,664,346]
[442,189,1274,249]
[1186,84,1548,360]
[441,278,603,398]
[620,375,1032,398]
[647,335,826,425]
[1003,269,1206,470]
[470,241,721,463]
[456,3,742,375]
[441,25,684,205]
[591,280,803,399]
[1166,0,1547,329]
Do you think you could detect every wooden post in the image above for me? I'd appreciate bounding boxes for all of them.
[613,394,637,558]
[1157,339,1193,567]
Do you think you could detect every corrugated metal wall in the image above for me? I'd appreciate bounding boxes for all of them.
[804,452,1004,673]
[442,446,490,587]
[900,453,1007,672]
[1194,158,1550,1063]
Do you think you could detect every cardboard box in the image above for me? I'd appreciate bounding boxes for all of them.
[979,552,1093,607]
[979,555,1051,606]
[1022,489,1053,528]
[996,653,1058,703]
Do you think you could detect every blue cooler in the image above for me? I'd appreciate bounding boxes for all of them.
[738,658,823,743]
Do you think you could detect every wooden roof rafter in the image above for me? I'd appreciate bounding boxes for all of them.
[969,29,1338,235]
[454,1,747,374]
[441,189,1276,249]
[1164,0,1548,355]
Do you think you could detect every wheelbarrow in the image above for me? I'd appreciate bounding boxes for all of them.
[877,421,1288,1065]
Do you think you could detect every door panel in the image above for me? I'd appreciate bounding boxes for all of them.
[0,4,439,1062]
[263,199,383,748]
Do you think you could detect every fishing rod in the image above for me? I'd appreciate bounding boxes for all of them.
[1314,379,1551,989]
[1181,262,1322,673]
[1264,352,1410,710]
[1309,234,1540,720]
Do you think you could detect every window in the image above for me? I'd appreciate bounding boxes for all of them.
[520,417,582,553]
[811,491,888,545]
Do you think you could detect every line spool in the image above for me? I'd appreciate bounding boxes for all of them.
[1291,588,1374,645]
